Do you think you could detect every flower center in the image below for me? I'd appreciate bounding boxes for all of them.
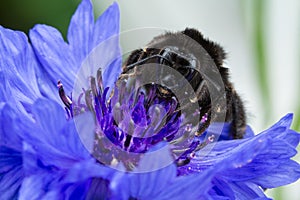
[58,70,215,170]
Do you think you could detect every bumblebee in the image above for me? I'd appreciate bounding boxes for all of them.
[121,28,246,139]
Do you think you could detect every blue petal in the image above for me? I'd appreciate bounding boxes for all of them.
[63,160,114,184]
[251,159,300,188]
[217,136,300,188]
[92,2,120,48]
[180,114,300,198]
[0,26,46,114]
[22,99,93,169]
[222,181,269,200]
[111,142,219,199]
[0,73,33,116]
[131,145,176,198]
[0,146,23,200]
[111,142,177,199]
[0,105,24,199]
[85,178,112,200]
[59,180,90,200]
[72,36,121,100]
[103,56,122,94]
[34,66,59,104]
[262,114,299,148]
[20,99,115,198]
[244,125,255,138]
[0,26,58,104]
[19,173,60,200]
[0,26,40,95]
[72,1,122,96]
[30,25,76,93]
[0,104,23,149]
[209,178,235,199]
[259,113,293,139]
[67,0,94,63]
[74,112,95,153]
[110,171,129,200]
[32,98,66,136]
[280,129,300,148]
[30,2,121,94]
[21,146,114,199]
[156,168,215,200]
[20,142,76,199]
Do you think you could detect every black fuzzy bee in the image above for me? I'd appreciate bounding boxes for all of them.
[121,28,246,139]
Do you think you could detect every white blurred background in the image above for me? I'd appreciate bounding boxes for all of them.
[93,0,300,199]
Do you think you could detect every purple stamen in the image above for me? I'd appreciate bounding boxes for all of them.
[57,80,73,118]
[59,74,214,168]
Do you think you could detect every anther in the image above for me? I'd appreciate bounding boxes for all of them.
[57,80,72,110]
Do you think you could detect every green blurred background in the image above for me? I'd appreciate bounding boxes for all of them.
[0,0,80,37]
[1,0,299,199]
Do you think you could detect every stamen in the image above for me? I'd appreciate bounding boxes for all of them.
[57,80,72,109]
[96,69,103,94]
[57,80,73,119]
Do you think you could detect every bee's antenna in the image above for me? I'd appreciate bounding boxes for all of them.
[125,54,172,71]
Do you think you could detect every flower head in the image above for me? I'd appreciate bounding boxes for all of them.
[0,0,299,199]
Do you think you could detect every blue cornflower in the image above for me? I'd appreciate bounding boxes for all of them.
[0,0,299,200]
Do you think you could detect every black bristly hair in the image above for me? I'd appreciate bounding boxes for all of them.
[122,28,246,139]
